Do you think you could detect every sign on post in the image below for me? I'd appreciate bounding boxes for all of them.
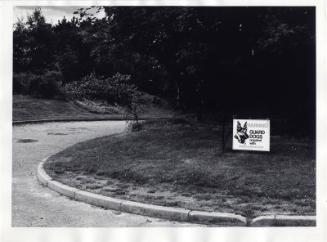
[232,119,270,152]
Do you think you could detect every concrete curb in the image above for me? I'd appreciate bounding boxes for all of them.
[188,211,246,226]
[250,215,316,226]
[37,160,246,226]
[37,158,316,226]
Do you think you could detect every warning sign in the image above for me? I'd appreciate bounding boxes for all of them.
[232,119,270,152]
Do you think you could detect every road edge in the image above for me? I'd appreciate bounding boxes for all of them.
[250,215,316,226]
[37,159,246,226]
[37,158,316,226]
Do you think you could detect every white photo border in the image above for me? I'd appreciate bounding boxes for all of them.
[1,1,326,242]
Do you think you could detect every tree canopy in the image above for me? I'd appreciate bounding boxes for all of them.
[13,7,315,133]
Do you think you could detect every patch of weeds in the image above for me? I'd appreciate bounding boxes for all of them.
[241,206,256,218]
[77,178,90,184]
[131,122,143,132]
[194,194,213,201]
[85,184,103,189]
[116,183,130,189]
[75,184,84,189]
[291,208,299,213]
[54,170,64,175]
[240,196,251,203]
[86,166,98,174]
[102,186,119,192]
[96,170,105,176]
[181,192,192,197]
[293,200,307,206]
[164,200,179,207]
[114,190,126,195]
[258,207,268,212]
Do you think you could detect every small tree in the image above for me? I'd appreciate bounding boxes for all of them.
[128,92,141,119]
[123,87,143,131]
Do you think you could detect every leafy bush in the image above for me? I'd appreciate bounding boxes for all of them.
[13,71,63,98]
[64,72,142,122]
[108,73,138,105]
[64,73,108,100]
[29,70,63,98]
[13,72,36,95]
[64,72,139,105]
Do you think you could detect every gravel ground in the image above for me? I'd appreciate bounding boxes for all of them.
[12,121,193,227]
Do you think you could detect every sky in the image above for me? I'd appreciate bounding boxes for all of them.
[14,6,105,25]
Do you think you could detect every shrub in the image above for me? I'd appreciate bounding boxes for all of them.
[13,72,36,95]
[64,72,140,105]
[29,70,63,98]
[13,71,63,98]
[64,72,143,122]
[64,73,108,100]
[107,73,138,105]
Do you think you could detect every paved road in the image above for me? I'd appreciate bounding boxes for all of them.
[12,121,193,227]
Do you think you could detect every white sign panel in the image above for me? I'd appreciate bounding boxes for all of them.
[232,119,270,152]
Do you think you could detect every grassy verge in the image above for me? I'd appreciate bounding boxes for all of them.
[44,119,315,218]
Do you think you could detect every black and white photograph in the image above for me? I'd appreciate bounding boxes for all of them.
[1,0,327,241]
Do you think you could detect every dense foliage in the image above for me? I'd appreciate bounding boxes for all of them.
[13,70,63,98]
[13,7,315,135]
[64,73,138,105]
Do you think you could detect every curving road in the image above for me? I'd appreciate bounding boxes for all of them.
[12,121,192,227]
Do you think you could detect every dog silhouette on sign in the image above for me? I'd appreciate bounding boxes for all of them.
[234,121,249,144]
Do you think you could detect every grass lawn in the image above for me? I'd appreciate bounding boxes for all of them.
[44,119,316,218]
[13,95,118,121]
[13,95,174,121]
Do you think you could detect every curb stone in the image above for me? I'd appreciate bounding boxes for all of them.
[250,215,276,226]
[47,180,78,198]
[188,211,247,226]
[74,190,122,211]
[37,158,316,227]
[274,215,316,226]
[37,158,53,186]
[120,200,190,221]
[250,215,316,226]
[37,160,246,226]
